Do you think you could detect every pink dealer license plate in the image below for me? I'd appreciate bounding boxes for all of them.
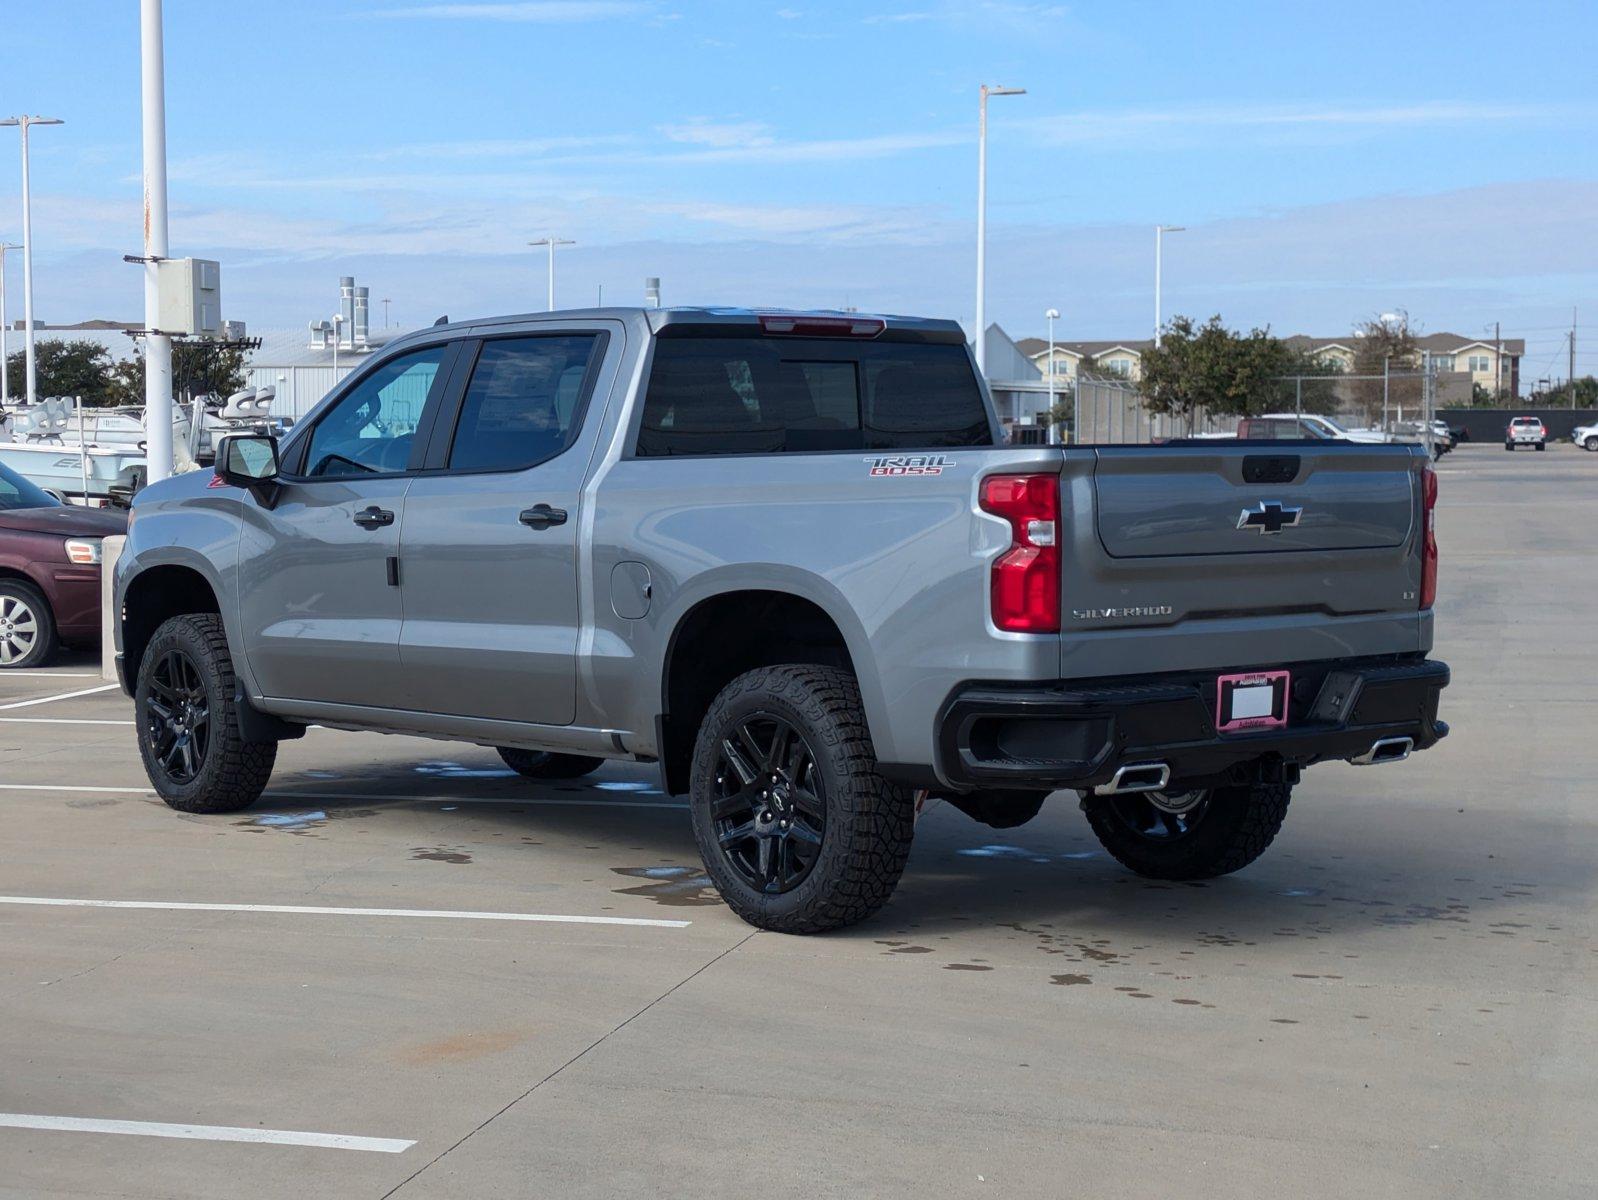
[1215,670,1290,733]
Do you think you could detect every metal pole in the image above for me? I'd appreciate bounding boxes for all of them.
[547,241,555,311]
[1154,225,1161,347]
[973,85,1023,377]
[19,122,38,405]
[1382,356,1390,431]
[78,398,89,503]
[975,87,988,375]
[0,243,13,408]
[141,0,173,483]
[1046,308,1057,443]
[1570,307,1577,408]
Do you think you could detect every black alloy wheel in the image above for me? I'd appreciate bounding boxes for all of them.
[144,647,211,785]
[1102,789,1210,843]
[709,712,827,895]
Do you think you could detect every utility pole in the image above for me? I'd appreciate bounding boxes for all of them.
[974,83,1025,376]
[528,236,574,312]
[139,0,173,482]
[1,115,65,407]
[1570,307,1578,408]
[1154,225,1184,347]
[0,241,18,408]
[1494,321,1502,402]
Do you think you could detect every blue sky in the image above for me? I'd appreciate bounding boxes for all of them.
[4,1,1596,379]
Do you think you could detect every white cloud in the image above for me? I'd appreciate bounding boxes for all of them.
[660,119,775,149]
[371,2,651,21]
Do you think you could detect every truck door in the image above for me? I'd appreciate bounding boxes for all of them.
[396,330,612,727]
[235,343,454,707]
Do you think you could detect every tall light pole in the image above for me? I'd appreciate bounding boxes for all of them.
[1153,224,1184,347]
[974,84,1025,377]
[1,116,65,406]
[1045,307,1060,442]
[137,0,176,482]
[0,241,18,408]
[528,236,575,312]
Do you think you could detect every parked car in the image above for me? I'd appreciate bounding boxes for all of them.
[1234,413,1390,443]
[1391,420,1452,460]
[1505,416,1547,451]
[114,307,1448,933]
[1574,420,1598,451]
[0,461,127,667]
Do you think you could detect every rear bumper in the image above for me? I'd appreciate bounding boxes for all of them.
[935,656,1449,792]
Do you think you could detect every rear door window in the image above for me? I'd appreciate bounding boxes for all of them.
[446,335,603,473]
[635,337,991,457]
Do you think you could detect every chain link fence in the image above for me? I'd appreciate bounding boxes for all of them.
[1014,366,1463,452]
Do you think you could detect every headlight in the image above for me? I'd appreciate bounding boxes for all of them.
[64,538,102,565]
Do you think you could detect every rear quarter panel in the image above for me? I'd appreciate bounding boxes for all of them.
[584,447,1063,765]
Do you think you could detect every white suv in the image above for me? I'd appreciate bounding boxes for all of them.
[1575,420,1598,451]
[1505,416,1546,451]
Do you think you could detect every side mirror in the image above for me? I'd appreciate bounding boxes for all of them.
[216,433,282,505]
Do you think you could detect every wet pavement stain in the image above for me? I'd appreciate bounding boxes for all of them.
[609,866,721,907]
[944,963,993,972]
[1050,974,1092,986]
[412,847,473,864]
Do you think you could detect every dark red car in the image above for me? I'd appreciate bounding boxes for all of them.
[0,462,127,668]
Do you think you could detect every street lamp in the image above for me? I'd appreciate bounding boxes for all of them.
[974,84,1025,376]
[1045,307,1060,443]
[1154,224,1184,347]
[0,241,19,408]
[528,236,575,312]
[0,116,65,406]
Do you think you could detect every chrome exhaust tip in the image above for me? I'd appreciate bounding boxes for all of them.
[1093,762,1172,796]
[1349,736,1413,766]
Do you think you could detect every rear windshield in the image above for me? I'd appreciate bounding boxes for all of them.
[635,336,992,457]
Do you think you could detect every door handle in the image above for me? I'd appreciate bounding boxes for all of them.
[353,506,395,530]
[519,504,568,530]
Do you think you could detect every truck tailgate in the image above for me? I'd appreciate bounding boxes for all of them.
[1058,443,1428,674]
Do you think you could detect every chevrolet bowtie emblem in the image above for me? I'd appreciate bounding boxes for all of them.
[1237,500,1302,535]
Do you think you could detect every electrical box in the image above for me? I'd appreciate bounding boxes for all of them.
[156,257,221,337]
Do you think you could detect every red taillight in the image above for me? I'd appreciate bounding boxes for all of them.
[757,313,885,338]
[1420,465,1438,609]
[980,473,1060,633]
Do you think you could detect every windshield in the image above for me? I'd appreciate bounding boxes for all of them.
[0,462,61,511]
[1315,414,1351,435]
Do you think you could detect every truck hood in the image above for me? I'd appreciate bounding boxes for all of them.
[0,504,129,537]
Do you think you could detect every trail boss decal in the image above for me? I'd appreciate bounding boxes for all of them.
[867,454,951,477]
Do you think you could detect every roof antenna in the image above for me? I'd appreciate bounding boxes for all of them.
[433,315,449,326]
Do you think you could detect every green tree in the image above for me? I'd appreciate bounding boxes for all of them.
[1139,315,1295,432]
[3,338,116,404]
[105,340,251,407]
[1350,314,1420,423]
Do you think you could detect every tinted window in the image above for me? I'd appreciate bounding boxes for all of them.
[447,335,601,472]
[303,346,445,477]
[635,337,990,457]
[0,463,58,510]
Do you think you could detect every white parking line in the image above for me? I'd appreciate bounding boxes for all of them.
[0,683,119,711]
[0,671,101,678]
[0,1113,414,1153]
[0,782,686,809]
[0,895,692,928]
[0,717,134,725]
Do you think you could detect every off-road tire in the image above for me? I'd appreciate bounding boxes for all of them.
[1536,442,1546,451]
[136,613,276,813]
[689,665,914,934]
[496,747,605,779]
[1085,782,1292,881]
[0,579,57,669]
[1504,442,1514,451]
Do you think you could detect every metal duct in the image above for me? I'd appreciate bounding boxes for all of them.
[339,276,355,349]
[353,286,370,348]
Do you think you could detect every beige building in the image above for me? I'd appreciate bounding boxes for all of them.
[1017,331,1524,396]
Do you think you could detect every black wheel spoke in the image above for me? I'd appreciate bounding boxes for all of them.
[757,836,775,888]
[711,785,757,821]
[788,815,823,847]
[790,785,824,822]
[718,819,757,848]
[722,736,760,786]
[734,723,767,774]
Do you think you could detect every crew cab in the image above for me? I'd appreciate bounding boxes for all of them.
[114,308,1449,933]
[1506,416,1547,450]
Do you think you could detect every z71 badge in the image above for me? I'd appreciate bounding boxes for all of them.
[867,454,951,477]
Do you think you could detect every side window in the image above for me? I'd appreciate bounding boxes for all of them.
[446,335,601,473]
[302,346,446,478]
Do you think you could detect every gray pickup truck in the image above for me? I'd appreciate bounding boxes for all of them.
[114,308,1448,933]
